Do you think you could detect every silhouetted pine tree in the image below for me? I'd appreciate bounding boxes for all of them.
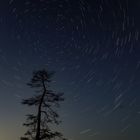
[22,69,67,140]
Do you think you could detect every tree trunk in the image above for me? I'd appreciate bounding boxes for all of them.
[35,97,42,140]
[35,80,46,140]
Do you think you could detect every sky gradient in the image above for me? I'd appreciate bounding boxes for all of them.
[0,0,140,140]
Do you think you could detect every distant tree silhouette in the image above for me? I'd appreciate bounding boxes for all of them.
[20,137,29,140]
[22,69,67,140]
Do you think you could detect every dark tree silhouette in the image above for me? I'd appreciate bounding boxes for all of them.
[20,137,29,140]
[22,69,67,140]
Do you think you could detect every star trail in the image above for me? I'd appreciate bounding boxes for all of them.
[0,0,140,140]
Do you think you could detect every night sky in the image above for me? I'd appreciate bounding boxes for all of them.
[0,0,140,140]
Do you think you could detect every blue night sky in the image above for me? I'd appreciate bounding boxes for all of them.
[0,0,140,140]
